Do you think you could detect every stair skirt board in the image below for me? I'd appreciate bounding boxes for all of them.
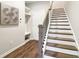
[47,36,75,42]
[44,8,79,58]
[45,50,78,58]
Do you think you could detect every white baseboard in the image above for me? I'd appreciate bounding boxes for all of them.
[0,39,32,58]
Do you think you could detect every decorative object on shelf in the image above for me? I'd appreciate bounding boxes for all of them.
[0,3,19,25]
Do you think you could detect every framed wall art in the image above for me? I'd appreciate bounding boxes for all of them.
[0,3,19,25]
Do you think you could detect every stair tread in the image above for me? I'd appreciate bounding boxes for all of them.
[50,20,68,21]
[51,17,67,19]
[46,42,77,51]
[49,30,72,33]
[52,14,66,16]
[52,15,67,17]
[47,39,76,46]
[50,22,69,24]
[48,33,73,39]
[45,50,78,58]
[48,36,75,42]
[50,21,68,23]
[49,28,71,30]
[51,18,67,20]
[53,12,65,13]
[48,31,73,35]
[50,24,70,26]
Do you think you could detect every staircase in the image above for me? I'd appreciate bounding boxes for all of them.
[44,8,79,58]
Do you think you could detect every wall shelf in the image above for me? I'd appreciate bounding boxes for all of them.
[25,13,31,16]
[25,6,31,39]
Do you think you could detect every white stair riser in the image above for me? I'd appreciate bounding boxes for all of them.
[50,26,71,28]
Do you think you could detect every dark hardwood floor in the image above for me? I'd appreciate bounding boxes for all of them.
[4,40,39,58]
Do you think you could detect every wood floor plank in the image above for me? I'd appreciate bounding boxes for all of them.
[4,40,39,58]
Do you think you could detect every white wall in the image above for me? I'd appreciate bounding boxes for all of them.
[52,1,66,9]
[65,1,79,46]
[0,1,25,55]
[27,1,50,40]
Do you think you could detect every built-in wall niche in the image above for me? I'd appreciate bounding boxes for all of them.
[25,6,31,39]
[0,3,19,25]
[25,6,31,23]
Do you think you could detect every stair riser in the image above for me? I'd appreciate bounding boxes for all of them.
[50,26,71,29]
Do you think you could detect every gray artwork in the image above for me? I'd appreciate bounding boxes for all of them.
[0,3,19,25]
